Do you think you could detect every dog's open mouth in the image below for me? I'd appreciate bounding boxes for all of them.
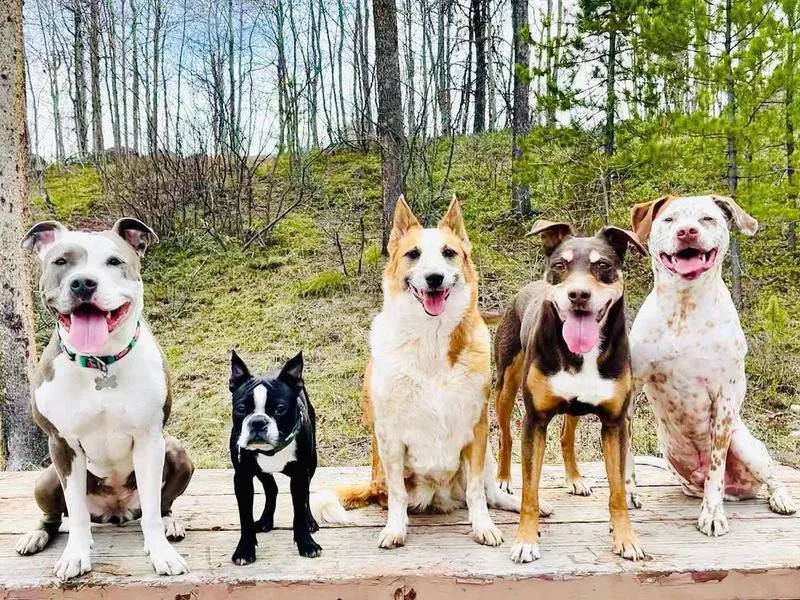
[560,303,609,355]
[410,286,451,317]
[57,302,131,354]
[660,247,718,280]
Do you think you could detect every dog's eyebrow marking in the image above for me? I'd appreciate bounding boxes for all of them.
[253,384,267,415]
[589,250,601,263]
[561,249,574,262]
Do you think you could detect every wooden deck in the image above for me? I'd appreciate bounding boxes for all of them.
[0,461,799,599]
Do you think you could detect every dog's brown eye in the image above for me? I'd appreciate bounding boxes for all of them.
[107,257,124,267]
[275,405,287,416]
[442,247,457,259]
[551,261,567,273]
[53,257,67,266]
[405,248,420,260]
[596,261,611,270]
[663,216,674,223]
[702,216,715,222]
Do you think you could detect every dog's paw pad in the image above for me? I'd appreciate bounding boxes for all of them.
[509,541,540,563]
[539,499,554,517]
[612,533,645,561]
[697,500,729,537]
[163,516,186,541]
[16,530,50,555]
[497,480,513,494]
[473,522,503,546]
[566,477,593,496]
[768,488,796,515]
[377,525,407,549]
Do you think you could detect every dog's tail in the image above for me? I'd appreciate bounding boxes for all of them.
[634,455,668,469]
[334,480,387,510]
[309,490,352,525]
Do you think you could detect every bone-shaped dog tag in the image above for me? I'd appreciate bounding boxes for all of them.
[94,374,118,391]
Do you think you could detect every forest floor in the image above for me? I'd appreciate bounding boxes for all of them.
[28,131,800,469]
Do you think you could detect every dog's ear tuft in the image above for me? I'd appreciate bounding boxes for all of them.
[630,196,671,244]
[230,349,251,392]
[438,194,471,253]
[597,226,647,261]
[20,221,67,259]
[113,218,159,256]
[526,220,574,255]
[388,195,421,255]
[279,352,304,387]
[711,195,758,236]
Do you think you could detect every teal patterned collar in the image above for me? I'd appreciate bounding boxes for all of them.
[59,322,141,371]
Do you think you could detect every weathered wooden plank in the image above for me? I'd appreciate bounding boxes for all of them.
[2,461,798,499]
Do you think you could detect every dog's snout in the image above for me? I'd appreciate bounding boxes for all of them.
[425,273,444,289]
[69,276,98,300]
[249,415,268,432]
[568,289,591,304]
[677,227,699,240]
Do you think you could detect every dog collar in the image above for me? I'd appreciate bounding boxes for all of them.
[58,321,141,371]
[251,417,303,457]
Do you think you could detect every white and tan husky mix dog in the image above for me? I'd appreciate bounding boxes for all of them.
[333,196,550,549]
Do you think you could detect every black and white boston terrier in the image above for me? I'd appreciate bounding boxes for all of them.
[229,350,322,564]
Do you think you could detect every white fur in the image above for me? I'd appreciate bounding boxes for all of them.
[548,347,616,407]
[237,384,281,448]
[255,440,298,473]
[631,195,796,537]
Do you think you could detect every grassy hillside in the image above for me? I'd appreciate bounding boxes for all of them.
[30,130,800,469]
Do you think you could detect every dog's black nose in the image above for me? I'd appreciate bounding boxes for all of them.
[69,277,98,300]
[568,289,591,304]
[425,273,444,289]
[249,415,269,433]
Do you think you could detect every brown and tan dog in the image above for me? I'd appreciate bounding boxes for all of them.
[494,220,646,563]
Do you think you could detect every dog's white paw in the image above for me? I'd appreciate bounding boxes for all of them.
[163,516,186,541]
[612,529,645,561]
[566,477,592,496]
[16,529,50,555]
[377,524,407,549]
[768,487,797,515]
[145,538,189,575]
[497,480,513,494]
[539,499,554,517]
[54,541,92,580]
[628,490,643,509]
[472,519,503,546]
[697,499,729,537]
[509,541,540,563]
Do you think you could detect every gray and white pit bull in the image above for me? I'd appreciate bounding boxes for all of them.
[16,218,194,580]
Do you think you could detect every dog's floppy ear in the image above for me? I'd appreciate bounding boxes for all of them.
[438,194,471,253]
[526,220,574,255]
[630,196,671,244]
[20,221,67,259]
[597,226,647,261]
[711,195,758,236]
[388,195,421,255]
[113,218,159,256]
[230,349,251,392]
[279,351,304,387]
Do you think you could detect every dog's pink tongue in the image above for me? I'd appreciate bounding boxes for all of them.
[423,291,447,316]
[673,255,706,275]
[69,309,109,354]
[562,313,599,354]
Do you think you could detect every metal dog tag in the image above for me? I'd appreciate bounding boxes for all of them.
[94,372,118,391]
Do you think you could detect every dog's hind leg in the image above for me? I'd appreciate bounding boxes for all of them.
[561,415,592,497]
[160,435,194,542]
[729,426,796,515]
[624,409,642,509]
[16,464,65,556]
[484,445,553,517]
[494,308,523,493]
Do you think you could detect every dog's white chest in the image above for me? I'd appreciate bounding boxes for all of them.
[255,441,298,473]
[548,349,617,406]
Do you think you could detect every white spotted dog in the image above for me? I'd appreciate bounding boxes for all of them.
[630,195,796,537]
[16,219,193,580]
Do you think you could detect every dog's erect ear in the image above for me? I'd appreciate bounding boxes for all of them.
[388,195,421,255]
[230,349,251,392]
[630,196,671,244]
[711,195,758,236]
[597,226,647,262]
[526,220,574,255]
[20,221,67,259]
[113,218,159,256]
[279,351,304,387]
[438,194,471,252]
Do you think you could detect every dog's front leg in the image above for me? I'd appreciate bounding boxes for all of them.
[133,431,189,575]
[375,425,407,548]
[51,438,93,580]
[464,405,503,546]
[289,470,322,557]
[697,393,734,537]
[232,469,257,564]
[602,420,644,559]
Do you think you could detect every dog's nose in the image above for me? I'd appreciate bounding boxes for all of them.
[425,273,444,289]
[677,227,699,240]
[248,415,269,435]
[568,289,591,304]
[69,277,98,300]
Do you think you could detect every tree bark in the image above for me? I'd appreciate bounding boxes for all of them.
[472,0,486,133]
[131,0,140,154]
[511,0,531,216]
[73,0,89,158]
[89,0,104,157]
[373,0,405,254]
[0,0,48,470]
[604,21,617,156]
[149,0,162,155]
[723,0,742,309]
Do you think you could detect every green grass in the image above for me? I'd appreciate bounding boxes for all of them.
[31,165,102,222]
[32,132,800,469]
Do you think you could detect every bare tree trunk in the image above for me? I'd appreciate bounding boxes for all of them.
[89,0,104,157]
[487,1,497,131]
[511,0,531,216]
[403,0,415,133]
[149,0,162,155]
[437,0,450,132]
[105,0,122,148]
[131,0,140,153]
[472,0,486,133]
[73,0,89,158]
[723,0,742,309]
[337,0,346,138]
[604,23,617,156]
[373,0,405,254]
[24,51,40,160]
[37,2,66,162]
[0,0,48,470]
[360,0,374,142]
